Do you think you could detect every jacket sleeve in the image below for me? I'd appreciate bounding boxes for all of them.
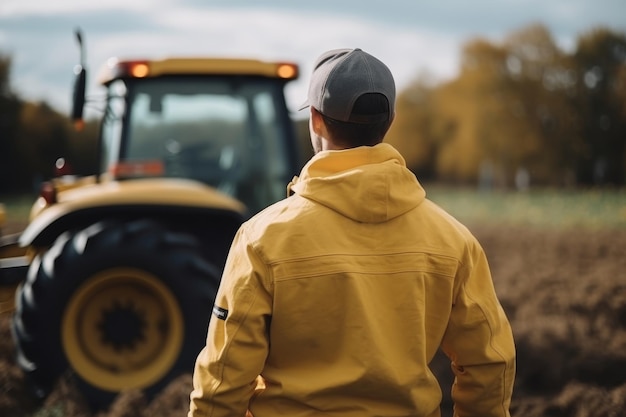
[188,226,273,417]
[441,236,516,417]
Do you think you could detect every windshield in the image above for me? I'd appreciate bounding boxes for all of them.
[105,76,297,214]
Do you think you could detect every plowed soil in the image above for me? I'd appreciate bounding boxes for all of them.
[1,223,625,417]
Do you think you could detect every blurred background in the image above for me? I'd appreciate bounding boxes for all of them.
[1,0,626,193]
[1,1,626,417]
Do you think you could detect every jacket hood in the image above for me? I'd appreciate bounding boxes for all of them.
[288,143,425,223]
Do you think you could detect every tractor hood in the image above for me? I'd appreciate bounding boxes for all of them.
[56,177,245,210]
[20,178,246,247]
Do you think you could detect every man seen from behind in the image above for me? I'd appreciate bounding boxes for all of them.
[189,47,516,417]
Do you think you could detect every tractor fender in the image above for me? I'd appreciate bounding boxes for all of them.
[20,177,247,248]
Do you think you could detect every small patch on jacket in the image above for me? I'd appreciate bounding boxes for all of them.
[213,305,228,320]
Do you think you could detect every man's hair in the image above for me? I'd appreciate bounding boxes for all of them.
[319,93,392,147]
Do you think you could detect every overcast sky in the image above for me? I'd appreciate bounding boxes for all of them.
[1,0,625,118]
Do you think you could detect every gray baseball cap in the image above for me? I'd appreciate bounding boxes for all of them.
[299,48,395,124]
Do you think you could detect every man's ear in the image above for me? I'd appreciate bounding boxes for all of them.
[310,107,325,135]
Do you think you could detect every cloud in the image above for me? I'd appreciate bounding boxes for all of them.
[1,1,624,116]
[0,0,172,16]
[1,6,460,116]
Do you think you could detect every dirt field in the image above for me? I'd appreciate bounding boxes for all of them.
[1,222,625,417]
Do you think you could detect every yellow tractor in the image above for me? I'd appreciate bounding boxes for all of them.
[0,30,300,408]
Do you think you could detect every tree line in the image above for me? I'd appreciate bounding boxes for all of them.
[1,23,625,194]
[386,23,626,188]
[0,60,99,194]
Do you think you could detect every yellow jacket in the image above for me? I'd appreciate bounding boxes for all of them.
[189,143,515,417]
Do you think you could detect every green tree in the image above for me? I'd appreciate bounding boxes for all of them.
[429,73,484,184]
[0,51,100,193]
[0,54,24,193]
[497,24,585,186]
[406,24,591,187]
[454,25,585,186]
[386,73,438,179]
[572,28,626,185]
[14,101,72,190]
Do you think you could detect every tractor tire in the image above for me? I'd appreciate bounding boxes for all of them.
[11,219,220,409]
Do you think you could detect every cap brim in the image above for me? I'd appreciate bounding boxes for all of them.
[298,99,310,111]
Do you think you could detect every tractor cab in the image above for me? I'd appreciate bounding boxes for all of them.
[71,55,300,216]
